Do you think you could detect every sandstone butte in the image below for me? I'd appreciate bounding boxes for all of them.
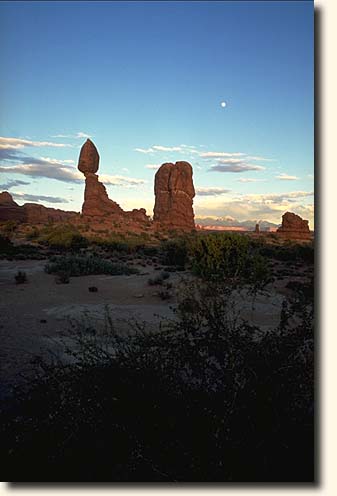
[276,211,312,240]
[153,161,195,231]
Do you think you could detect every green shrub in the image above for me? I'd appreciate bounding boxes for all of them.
[189,233,270,290]
[160,238,188,267]
[45,254,139,277]
[39,225,88,250]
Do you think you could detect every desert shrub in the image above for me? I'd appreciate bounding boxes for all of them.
[14,270,27,284]
[39,225,88,250]
[1,220,18,236]
[160,238,188,267]
[44,254,139,277]
[0,234,13,254]
[25,227,40,241]
[55,270,70,284]
[148,271,170,286]
[260,242,314,264]
[189,233,270,290]
[0,277,313,481]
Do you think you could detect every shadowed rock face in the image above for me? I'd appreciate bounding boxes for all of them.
[277,212,311,240]
[78,139,100,175]
[0,192,78,223]
[153,161,195,231]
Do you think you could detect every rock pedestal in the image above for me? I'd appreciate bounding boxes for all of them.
[77,139,150,226]
[277,212,311,240]
[153,161,195,231]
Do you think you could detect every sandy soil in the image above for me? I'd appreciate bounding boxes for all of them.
[0,257,310,401]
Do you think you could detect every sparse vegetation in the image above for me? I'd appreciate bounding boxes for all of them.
[0,275,314,481]
[44,254,139,277]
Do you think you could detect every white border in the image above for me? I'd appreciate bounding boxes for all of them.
[1,0,335,493]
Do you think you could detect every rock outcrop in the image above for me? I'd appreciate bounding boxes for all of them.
[78,139,150,226]
[0,192,78,224]
[277,212,311,240]
[153,161,195,230]
[0,192,26,222]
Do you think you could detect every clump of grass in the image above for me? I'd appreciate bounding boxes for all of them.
[45,254,139,277]
[148,271,170,286]
[15,270,27,284]
[38,224,88,250]
[55,270,70,284]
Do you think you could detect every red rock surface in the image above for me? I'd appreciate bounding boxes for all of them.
[78,139,100,175]
[23,204,78,224]
[0,192,78,224]
[77,140,150,227]
[153,161,195,231]
[277,212,311,240]
[0,192,26,222]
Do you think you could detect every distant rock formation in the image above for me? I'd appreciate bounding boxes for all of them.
[254,223,260,234]
[78,139,149,226]
[277,212,311,240]
[153,161,195,231]
[0,192,78,224]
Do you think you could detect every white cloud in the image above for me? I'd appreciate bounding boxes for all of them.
[134,147,155,154]
[196,187,231,196]
[145,164,160,170]
[237,178,265,183]
[152,145,182,152]
[210,163,265,173]
[275,173,299,181]
[100,174,147,187]
[200,152,245,159]
[0,136,72,150]
[51,132,92,139]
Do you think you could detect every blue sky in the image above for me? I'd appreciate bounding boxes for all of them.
[0,0,314,226]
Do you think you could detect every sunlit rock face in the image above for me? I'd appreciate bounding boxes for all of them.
[277,211,311,240]
[153,161,195,231]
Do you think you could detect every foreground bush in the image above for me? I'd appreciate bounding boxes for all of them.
[0,276,314,482]
[44,254,139,277]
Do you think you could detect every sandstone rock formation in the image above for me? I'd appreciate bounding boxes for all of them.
[277,212,311,240]
[78,139,150,226]
[0,192,25,222]
[153,161,195,231]
[0,192,78,224]
[254,223,260,234]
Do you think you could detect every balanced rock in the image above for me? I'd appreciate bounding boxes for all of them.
[153,161,195,231]
[277,212,311,240]
[78,139,99,175]
[77,140,150,226]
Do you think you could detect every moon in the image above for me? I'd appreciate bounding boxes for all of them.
[220,101,227,108]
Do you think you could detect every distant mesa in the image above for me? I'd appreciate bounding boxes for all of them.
[0,191,78,223]
[153,161,195,231]
[277,211,311,240]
